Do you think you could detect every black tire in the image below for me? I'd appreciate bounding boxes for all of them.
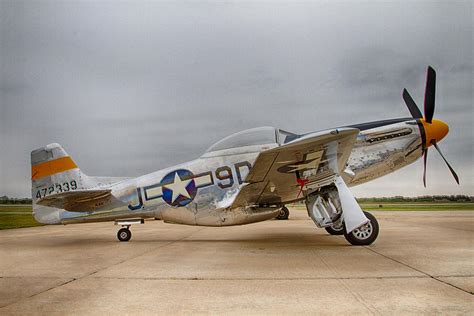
[275,207,289,220]
[117,228,132,242]
[325,223,345,235]
[344,211,379,246]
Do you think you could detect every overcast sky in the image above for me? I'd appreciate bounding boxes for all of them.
[1,1,472,198]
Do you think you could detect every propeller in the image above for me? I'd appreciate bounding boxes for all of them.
[402,66,459,187]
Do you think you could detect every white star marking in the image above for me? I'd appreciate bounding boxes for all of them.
[164,172,192,203]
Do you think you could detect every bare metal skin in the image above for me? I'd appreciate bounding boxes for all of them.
[30,67,457,245]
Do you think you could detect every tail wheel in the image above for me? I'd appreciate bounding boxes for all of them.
[117,228,132,242]
[344,211,379,245]
[275,206,290,220]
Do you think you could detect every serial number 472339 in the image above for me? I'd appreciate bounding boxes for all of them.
[35,180,78,199]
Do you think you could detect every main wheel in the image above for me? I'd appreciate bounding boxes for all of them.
[325,222,344,235]
[344,211,379,246]
[275,206,289,220]
[117,228,132,242]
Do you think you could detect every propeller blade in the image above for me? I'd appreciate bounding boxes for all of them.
[403,89,423,119]
[423,149,428,187]
[424,66,436,123]
[431,141,460,185]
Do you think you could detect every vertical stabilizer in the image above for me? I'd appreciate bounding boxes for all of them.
[31,143,91,223]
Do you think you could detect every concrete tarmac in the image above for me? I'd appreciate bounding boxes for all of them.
[0,210,472,315]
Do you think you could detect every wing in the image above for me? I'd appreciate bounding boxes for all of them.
[37,190,125,212]
[231,127,359,207]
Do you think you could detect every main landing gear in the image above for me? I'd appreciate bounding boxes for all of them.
[275,206,290,220]
[306,182,380,246]
[115,219,144,242]
[343,211,379,246]
[324,211,379,245]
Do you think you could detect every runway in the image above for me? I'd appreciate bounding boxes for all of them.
[0,210,472,314]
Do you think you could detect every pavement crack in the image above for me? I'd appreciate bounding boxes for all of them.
[2,275,469,281]
[0,227,206,310]
[0,278,77,309]
[85,227,207,279]
[317,251,379,315]
[364,246,473,296]
[86,275,438,281]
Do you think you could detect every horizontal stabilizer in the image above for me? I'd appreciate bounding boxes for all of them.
[37,190,123,212]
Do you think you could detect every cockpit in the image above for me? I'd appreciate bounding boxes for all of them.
[203,126,298,156]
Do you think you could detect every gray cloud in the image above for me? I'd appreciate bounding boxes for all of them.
[1,0,472,197]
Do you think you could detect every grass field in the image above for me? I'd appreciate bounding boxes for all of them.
[0,204,42,230]
[0,202,473,230]
[287,202,474,212]
[359,203,474,211]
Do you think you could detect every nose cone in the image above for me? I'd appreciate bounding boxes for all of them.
[421,119,449,147]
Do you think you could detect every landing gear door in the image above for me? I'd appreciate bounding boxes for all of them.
[334,176,369,233]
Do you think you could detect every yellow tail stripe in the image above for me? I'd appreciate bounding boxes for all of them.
[31,156,78,181]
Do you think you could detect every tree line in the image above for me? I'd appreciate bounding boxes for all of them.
[0,196,32,204]
[357,195,473,203]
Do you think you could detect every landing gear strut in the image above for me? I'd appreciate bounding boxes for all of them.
[275,206,290,220]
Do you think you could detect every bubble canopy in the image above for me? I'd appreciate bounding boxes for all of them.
[205,126,297,154]
[205,126,277,153]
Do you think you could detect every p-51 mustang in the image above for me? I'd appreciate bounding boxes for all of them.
[31,67,458,245]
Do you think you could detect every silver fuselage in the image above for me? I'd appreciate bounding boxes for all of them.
[34,119,423,226]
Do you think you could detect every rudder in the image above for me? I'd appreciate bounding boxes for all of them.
[31,143,90,202]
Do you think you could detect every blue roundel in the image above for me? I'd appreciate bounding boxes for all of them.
[161,169,197,207]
